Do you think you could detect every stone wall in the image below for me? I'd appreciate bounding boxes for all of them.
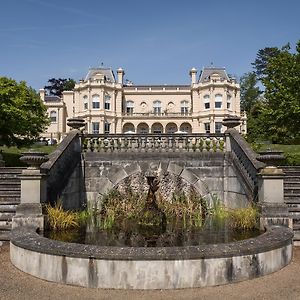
[84,152,249,209]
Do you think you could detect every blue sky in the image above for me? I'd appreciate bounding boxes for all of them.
[0,0,299,90]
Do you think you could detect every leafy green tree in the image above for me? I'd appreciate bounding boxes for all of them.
[240,72,261,113]
[260,41,300,143]
[0,77,49,147]
[44,78,75,96]
[252,47,281,80]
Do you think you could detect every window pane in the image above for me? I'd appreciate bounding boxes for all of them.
[50,111,57,123]
[204,122,210,133]
[205,103,210,109]
[215,102,222,108]
[92,95,100,109]
[92,122,99,134]
[104,122,110,134]
[215,122,222,133]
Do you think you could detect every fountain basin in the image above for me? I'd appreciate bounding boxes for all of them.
[10,226,293,289]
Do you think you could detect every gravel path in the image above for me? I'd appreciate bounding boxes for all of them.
[1,243,300,300]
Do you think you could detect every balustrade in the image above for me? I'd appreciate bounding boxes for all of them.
[82,134,225,153]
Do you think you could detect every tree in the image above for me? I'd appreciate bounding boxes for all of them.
[252,47,281,80]
[240,72,261,113]
[44,78,75,96]
[260,41,300,143]
[0,77,49,147]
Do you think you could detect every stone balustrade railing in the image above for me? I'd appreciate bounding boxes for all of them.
[82,133,225,153]
[227,128,265,200]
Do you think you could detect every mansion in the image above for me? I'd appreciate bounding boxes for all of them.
[39,66,246,140]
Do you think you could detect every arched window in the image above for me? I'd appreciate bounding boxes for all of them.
[215,94,223,108]
[104,94,111,110]
[126,100,134,115]
[203,95,210,109]
[92,94,100,109]
[181,100,189,115]
[83,95,88,110]
[50,110,57,123]
[153,100,161,115]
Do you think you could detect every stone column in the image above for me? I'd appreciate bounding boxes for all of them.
[12,151,48,230]
[257,150,292,229]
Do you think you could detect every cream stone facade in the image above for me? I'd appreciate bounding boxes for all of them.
[40,66,246,139]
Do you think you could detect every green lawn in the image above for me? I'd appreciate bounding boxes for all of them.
[0,144,57,167]
[254,143,300,166]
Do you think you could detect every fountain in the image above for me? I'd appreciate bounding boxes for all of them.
[10,172,293,289]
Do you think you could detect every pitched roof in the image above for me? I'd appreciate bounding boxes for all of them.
[198,67,230,83]
[84,67,116,83]
[44,95,62,102]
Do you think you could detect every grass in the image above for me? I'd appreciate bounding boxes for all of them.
[46,202,80,231]
[253,143,300,166]
[0,144,57,167]
[209,195,258,230]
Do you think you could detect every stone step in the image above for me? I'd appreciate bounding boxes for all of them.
[284,194,300,201]
[0,212,14,221]
[284,175,300,180]
[0,192,21,197]
[0,231,10,241]
[284,188,300,194]
[0,197,20,203]
[0,223,12,231]
[0,167,24,173]
[0,204,17,212]
[284,180,300,185]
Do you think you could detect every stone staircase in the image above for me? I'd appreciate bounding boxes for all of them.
[0,168,23,241]
[283,166,300,241]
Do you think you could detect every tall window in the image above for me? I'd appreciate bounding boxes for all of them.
[104,121,110,134]
[227,94,232,110]
[126,100,134,115]
[92,94,100,109]
[92,122,99,134]
[215,94,222,109]
[153,100,161,115]
[204,122,210,133]
[181,100,189,115]
[83,95,88,110]
[215,122,222,133]
[104,94,111,110]
[50,111,57,123]
[204,95,210,109]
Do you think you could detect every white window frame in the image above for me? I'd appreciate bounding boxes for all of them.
[104,94,111,110]
[50,110,57,123]
[215,122,222,133]
[180,100,189,115]
[215,94,223,109]
[92,94,100,109]
[126,100,134,115]
[92,122,100,134]
[153,100,161,115]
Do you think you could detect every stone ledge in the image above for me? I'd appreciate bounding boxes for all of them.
[10,226,293,261]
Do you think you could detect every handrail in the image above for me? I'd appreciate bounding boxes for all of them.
[227,128,265,199]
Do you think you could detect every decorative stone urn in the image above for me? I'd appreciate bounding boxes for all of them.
[67,118,85,130]
[222,115,241,129]
[257,149,284,167]
[20,151,48,169]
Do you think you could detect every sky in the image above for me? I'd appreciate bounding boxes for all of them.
[0,0,299,90]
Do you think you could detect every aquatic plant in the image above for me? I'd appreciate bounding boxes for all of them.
[46,202,79,231]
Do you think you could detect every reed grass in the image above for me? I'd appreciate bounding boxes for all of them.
[46,202,80,231]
